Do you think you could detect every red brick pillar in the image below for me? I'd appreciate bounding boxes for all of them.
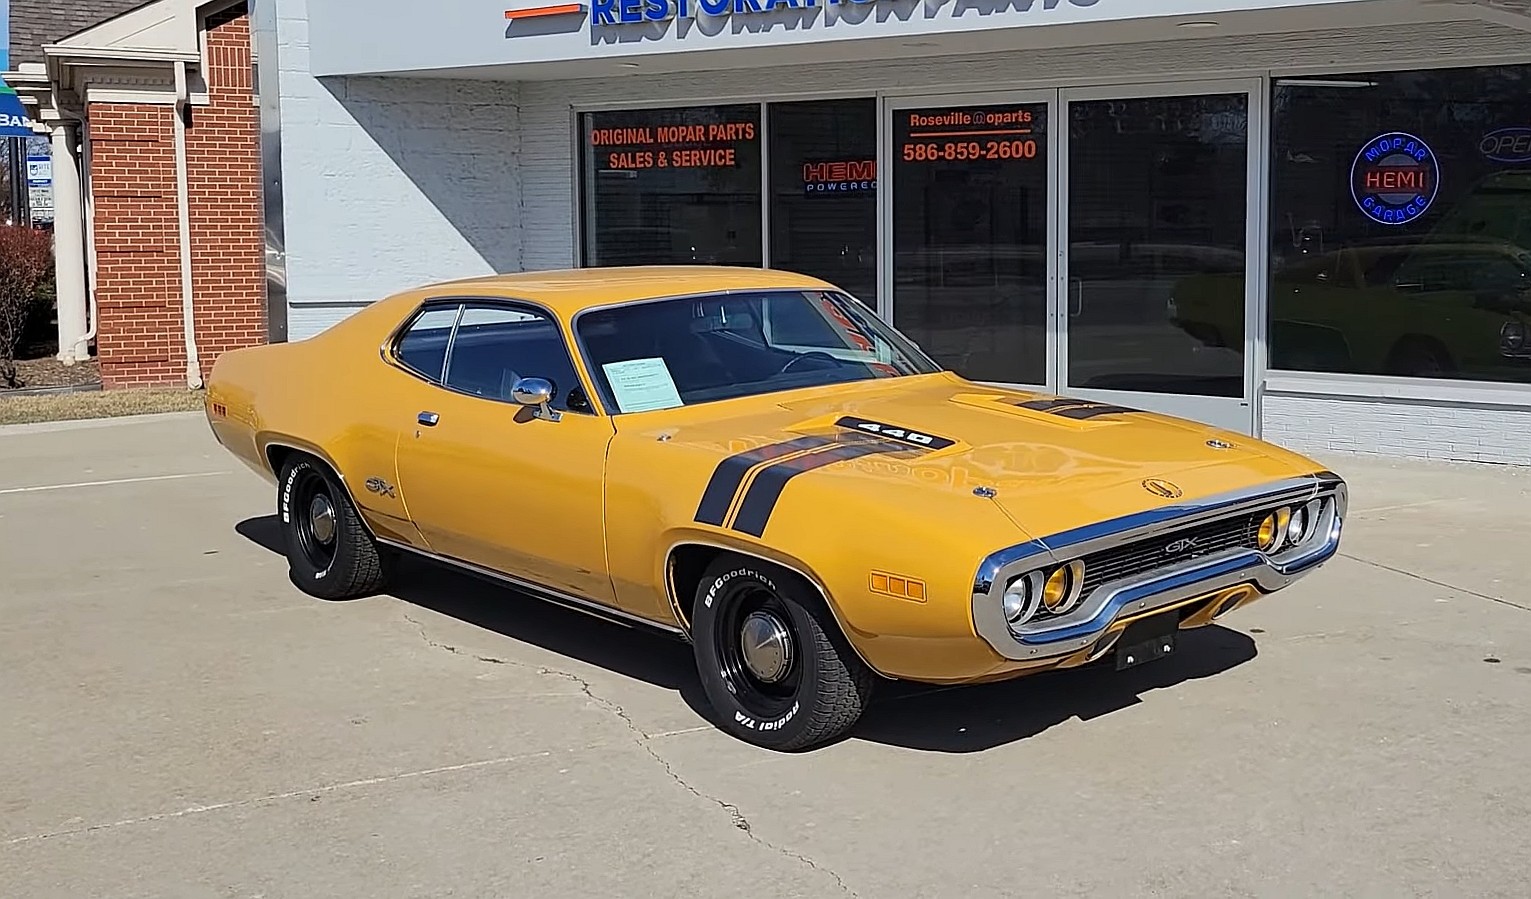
[187,4,265,379]
[85,2,264,390]
[88,105,185,388]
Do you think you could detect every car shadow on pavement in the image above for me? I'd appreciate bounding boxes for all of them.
[237,516,1258,754]
[855,626,1257,752]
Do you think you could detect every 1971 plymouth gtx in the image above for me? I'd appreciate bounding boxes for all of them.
[205,266,1347,750]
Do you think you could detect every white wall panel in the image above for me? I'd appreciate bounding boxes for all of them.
[274,0,521,341]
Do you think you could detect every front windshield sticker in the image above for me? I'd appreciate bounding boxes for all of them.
[603,357,684,413]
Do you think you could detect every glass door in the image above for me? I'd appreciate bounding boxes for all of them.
[886,92,1056,390]
[1057,82,1259,433]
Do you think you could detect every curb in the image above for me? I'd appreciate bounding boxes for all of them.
[0,410,205,435]
[1,382,104,397]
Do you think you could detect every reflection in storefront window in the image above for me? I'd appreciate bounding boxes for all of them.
[892,103,1050,383]
[1070,94,1249,397]
[579,105,762,268]
[768,99,879,306]
[1262,66,1531,383]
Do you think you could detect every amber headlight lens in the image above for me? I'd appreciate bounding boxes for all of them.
[1040,560,1088,614]
[1257,507,1292,552]
[1257,513,1278,550]
[1042,568,1069,610]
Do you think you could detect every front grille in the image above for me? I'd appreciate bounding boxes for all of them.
[1076,510,1265,597]
[1022,509,1271,625]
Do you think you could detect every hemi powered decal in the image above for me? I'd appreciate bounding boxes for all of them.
[694,435,836,526]
[1014,398,1140,420]
[835,416,956,450]
[730,438,912,539]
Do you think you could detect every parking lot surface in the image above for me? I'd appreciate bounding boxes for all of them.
[3,412,1530,898]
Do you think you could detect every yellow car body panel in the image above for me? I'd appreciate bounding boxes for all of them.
[206,266,1346,686]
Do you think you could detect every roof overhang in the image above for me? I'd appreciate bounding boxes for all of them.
[16,0,245,117]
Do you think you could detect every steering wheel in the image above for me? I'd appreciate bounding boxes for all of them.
[778,351,840,375]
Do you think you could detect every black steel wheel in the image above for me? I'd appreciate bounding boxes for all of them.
[277,456,386,600]
[691,555,874,751]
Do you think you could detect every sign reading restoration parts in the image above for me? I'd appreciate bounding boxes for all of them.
[588,0,1100,28]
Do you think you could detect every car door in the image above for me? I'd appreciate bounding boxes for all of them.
[391,299,617,606]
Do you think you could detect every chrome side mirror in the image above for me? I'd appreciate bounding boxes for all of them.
[510,377,561,422]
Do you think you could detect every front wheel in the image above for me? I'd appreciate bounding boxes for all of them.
[278,456,387,600]
[691,556,875,751]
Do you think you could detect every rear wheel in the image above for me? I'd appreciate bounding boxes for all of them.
[278,456,386,600]
[691,556,874,751]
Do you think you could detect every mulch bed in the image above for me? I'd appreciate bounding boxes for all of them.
[6,356,102,393]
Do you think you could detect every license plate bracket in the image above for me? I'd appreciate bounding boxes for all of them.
[1114,612,1179,670]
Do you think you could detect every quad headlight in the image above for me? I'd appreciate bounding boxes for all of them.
[1257,499,1326,554]
[1003,561,1087,633]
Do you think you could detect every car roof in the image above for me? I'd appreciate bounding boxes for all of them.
[406,265,838,318]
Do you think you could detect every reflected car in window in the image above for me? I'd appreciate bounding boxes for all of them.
[1168,238,1531,380]
[205,266,1346,751]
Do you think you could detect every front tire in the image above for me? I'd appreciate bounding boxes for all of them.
[278,456,386,600]
[691,556,874,751]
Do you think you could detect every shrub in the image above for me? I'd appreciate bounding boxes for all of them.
[0,225,55,388]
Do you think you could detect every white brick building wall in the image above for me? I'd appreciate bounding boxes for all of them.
[273,0,521,339]
[1264,394,1531,465]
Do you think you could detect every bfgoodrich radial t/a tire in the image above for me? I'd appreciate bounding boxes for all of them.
[691,556,875,751]
[278,456,387,600]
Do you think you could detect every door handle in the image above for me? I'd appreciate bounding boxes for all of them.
[1069,277,1085,317]
[417,411,439,427]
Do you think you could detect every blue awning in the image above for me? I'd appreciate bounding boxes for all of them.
[0,76,38,138]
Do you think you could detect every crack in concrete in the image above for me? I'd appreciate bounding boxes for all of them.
[402,612,860,898]
[3,749,563,847]
[1339,554,1531,613]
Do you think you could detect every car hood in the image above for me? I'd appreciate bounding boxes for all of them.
[637,373,1320,543]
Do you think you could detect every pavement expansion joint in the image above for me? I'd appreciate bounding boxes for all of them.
[400,610,861,898]
[1338,553,1530,613]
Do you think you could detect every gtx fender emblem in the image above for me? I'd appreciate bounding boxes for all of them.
[1142,478,1183,499]
[364,477,396,499]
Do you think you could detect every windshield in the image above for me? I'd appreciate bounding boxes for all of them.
[576,289,943,413]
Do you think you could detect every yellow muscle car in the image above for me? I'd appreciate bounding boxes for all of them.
[205,266,1347,751]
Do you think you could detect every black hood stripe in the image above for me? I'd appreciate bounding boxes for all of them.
[729,438,912,539]
[694,435,835,526]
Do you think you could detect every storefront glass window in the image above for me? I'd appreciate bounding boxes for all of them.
[1269,65,1531,383]
[580,105,762,267]
[767,99,879,306]
[1070,94,1249,398]
[892,102,1050,384]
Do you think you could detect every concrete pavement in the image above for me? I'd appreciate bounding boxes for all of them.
[2,412,1529,898]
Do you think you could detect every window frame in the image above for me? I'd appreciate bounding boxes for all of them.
[1265,64,1531,396]
[384,296,605,416]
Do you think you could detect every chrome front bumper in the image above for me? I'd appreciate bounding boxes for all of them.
[970,472,1347,663]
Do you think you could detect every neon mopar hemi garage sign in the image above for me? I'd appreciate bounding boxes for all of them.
[1350,132,1439,226]
[503,0,1099,30]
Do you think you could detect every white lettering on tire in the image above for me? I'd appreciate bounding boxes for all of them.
[703,568,777,609]
[760,702,800,732]
[280,467,297,524]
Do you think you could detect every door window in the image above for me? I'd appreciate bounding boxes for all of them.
[439,304,593,413]
[394,305,463,382]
